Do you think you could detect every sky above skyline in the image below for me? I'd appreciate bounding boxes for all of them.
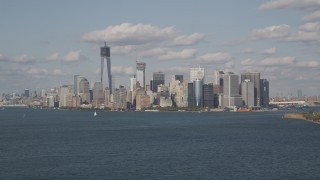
[1,0,320,97]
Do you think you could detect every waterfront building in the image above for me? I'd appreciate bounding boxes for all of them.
[260,79,270,107]
[92,82,104,107]
[100,43,112,93]
[24,89,29,98]
[113,86,127,110]
[136,61,146,90]
[169,76,188,107]
[59,85,73,107]
[151,72,165,92]
[47,96,54,108]
[203,83,214,108]
[78,78,90,103]
[194,79,203,107]
[214,70,224,86]
[241,79,254,107]
[190,67,204,82]
[74,75,86,95]
[159,97,173,107]
[104,88,111,108]
[174,75,184,83]
[130,76,137,91]
[223,73,242,107]
[298,89,303,99]
[187,83,194,107]
[241,72,260,106]
[135,91,150,110]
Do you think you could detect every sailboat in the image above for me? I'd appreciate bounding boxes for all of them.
[94,111,97,117]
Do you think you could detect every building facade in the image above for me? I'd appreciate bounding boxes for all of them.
[100,43,112,93]
[241,72,260,106]
[151,72,165,92]
[241,79,254,107]
[260,79,269,107]
[136,62,146,90]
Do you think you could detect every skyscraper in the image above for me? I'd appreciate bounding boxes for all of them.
[24,89,30,97]
[130,76,137,92]
[260,79,269,107]
[174,75,184,82]
[190,67,204,82]
[223,73,242,107]
[187,83,194,107]
[151,72,165,92]
[188,67,205,107]
[78,78,90,103]
[203,83,214,107]
[136,61,146,90]
[193,79,203,107]
[214,70,224,86]
[241,79,254,107]
[92,82,104,107]
[74,75,85,96]
[241,72,260,106]
[100,43,112,93]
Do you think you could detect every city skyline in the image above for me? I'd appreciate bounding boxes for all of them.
[1,0,320,96]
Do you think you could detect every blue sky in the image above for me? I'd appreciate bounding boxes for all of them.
[1,0,320,97]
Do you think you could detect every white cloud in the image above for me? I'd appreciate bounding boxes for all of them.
[198,52,232,63]
[260,56,296,66]
[52,69,64,75]
[12,55,36,64]
[250,24,291,40]
[26,68,48,75]
[299,22,320,32]
[161,66,189,75]
[64,50,87,62]
[174,33,206,45]
[241,48,255,54]
[46,53,61,61]
[82,23,176,45]
[261,47,277,54]
[225,61,235,69]
[138,48,168,58]
[295,75,306,80]
[159,49,196,60]
[304,10,320,21]
[25,68,64,76]
[111,66,135,76]
[295,60,320,68]
[259,0,320,10]
[241,47,277,55]
[111,45,136,56]
[0,54,9,62]
[285,30,320,42]
[241,58,257,66]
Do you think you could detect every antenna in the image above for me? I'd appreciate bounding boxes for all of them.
[104,42,107,47]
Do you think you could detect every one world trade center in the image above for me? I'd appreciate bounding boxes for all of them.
[100,43,112,94]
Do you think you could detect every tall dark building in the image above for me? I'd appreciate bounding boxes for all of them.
[203,84,214,107]
[187,83,194,107]
[151,72,165,92]
[175,75,184,82]
[241,72,260,106]
[101,43,112,93]
[260,79,269,107]
[24,89,29,97]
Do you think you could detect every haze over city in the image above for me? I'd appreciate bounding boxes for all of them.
[1,0,320,96]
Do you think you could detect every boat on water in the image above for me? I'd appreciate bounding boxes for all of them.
[237,108,252,112]
[94,111,97,116]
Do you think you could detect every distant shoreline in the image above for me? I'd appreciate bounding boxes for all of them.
[283,113,320,124]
